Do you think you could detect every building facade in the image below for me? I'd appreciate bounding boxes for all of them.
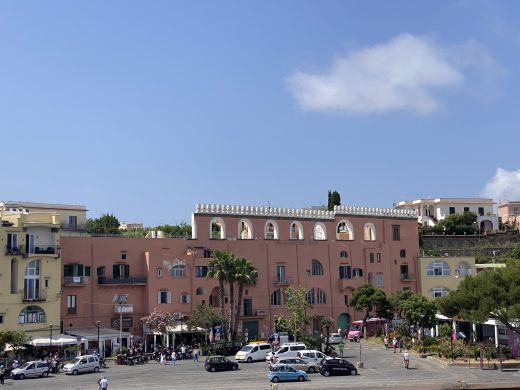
[0,212,62,337]
[498,201,520,230]
[61,203,419,347]
[394,198,498,231]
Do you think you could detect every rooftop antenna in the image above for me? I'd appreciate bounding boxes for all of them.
[268,201,271,211]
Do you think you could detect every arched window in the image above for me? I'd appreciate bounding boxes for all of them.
[431,287,450,298]
[264,220,279,240]
[18,305,46,324]
[455,262,472,277]
[171,264,185,277]
[290,221,304,240]
[312,259,324,276]
[363,223,376,241]
[196,287,205,295]
[426,260,451,276]
[24,260,40,301]
[306,288,315,304]
[271,289,282,306]
[316,288,326,304]
[11,258,18,294]
[336,220,354,240]
[313,223,327,240]
[340,250,348,258]
[368,272,374,286]
[210,217,226,240]
[238,219,253,240]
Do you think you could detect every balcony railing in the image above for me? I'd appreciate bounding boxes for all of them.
[22,290,47,302]
[60,222,87,231]
[273,277,292,286]
[98,276,147,285]
[5,246,22,256]
[400,273,416,281]
[67,307,77,314]
[28,245,58,255]
[64,276,89,285]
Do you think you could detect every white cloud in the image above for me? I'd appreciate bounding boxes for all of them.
[482,168,520,201]
[287,33,494,115]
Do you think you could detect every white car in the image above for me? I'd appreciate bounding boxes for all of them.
[11,361,49,379]
[63,355,100,375]
[235,343,272,362]
[297,349,328,364]
[328,333,343,344]
[266,343,307,362]
[277,357,320,373]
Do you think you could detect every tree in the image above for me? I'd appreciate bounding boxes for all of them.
[389,289,414,319]
[155,223,192,237]
[207,250,234,340]
[434,212,478,235]
[401,294,437,337]
[0,330,28,355]
[141,309,177,345]
[350,284,388,338]
[284,286,311,342]
[320,317,335,354]
[86,214,121,235]
[327,190,341,211]
[233,256,257,341]
[187,303,226,343]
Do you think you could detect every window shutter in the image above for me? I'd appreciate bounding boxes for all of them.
[157,291,162,304]
[167,291,172,304]
[187,294,191,303]
[113,265,119,278]
[124,264,130,278]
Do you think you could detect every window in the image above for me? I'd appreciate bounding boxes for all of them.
[340,250,348,258]
[85,266,91,276]
[368,272,373,285]
[113,264,129,279]
[195,266,208,277]
[336,220,353,240]
[243,299,252,316]
[171,264,185,277]
[400,249,406,258]
[432,287,449,298]
[449,207,456,215]
[290,221,304,240]
[306,289,315,304]
[67,295,76,314]
[427,260,451,276]
[353,268,363,278]
[314,222,327,240]
[18,305,46,324]
[316,288,326,304]
[121,252,127,260]
[276,265,286,283]
[264,220,279,240]
[376,273,383,288]
[271,289,282,306]
[363,223,376,241]
[456,262,472,277]
[339,265,351,279]
[68,216,77,229]
[24,260,40,300]
[97,266,105,276]
[196,287,205,295]
[0,314,3,324]
[7,233,18,252]
[463,207,469,213]
[156,268,162,277]
[400,264,409,277]
[210,217,226,239]
[44,279,49,288]
[180,293,190,304]
[311,259,324,276]
[370,253,374,263]
[344,295,349,305]
[10,259,18,294]
[64,264,89,277]
[238,219,253,240]
[392,225,400,241]
[158,290,171,304]
[376,253,381,263]
[478,207,484,216]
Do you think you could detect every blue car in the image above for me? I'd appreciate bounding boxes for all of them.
[268,363,309,383]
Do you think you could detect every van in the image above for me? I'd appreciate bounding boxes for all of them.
[63,354,100,375]
[235,342,272,362]
[266,343,307,362]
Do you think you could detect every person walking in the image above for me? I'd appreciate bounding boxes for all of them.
[0,364,6,386]
[160,349,165,365]
[180,345,186,360]
[384,336,388,349]
[192,346,199,362]
[171,351,177,366]
[337,340,345,357]
[99,376,108,390]
[392,337,398,353]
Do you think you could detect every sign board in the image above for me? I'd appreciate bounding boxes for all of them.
[111,316,133,329]
[73,276,81,283]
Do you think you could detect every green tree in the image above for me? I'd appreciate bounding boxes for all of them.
[86,213,121,235]
[435,212,478,235]
[401,293,438,337]
[320,317,335,354]
[327,190,341,211]
[284,286,311,342]
[207,250,234,340]
[141,309,177,345]
[389,289,414,319]
[233,256,257,341]
[187,303,226,344]
[350,284,388,338]
[155,223,192,237]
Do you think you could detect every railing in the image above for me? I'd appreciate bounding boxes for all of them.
[98,276,147,285]
[5,245,22,256]
[64,276,89,285]
[22,290,47,302]
[27,245,59,255]
[67,307,77,314]
[60,222,87,231]
[273,277,292,286]
[400,273,416,281]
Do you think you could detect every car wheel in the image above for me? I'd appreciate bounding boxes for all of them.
[323,370,330,377]
[94,367,99,373]
[42,371,49,378]
[210,367,216,372]
[307,366,315,373]
[350,369,357,376]
[232,365,238,370]
[271,376,279,383]
[247,357,252,363]
[19,374,25,380]
[298,375,305,382]
[72,369,78,376]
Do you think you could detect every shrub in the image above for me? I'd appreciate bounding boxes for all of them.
[373,327,383,338]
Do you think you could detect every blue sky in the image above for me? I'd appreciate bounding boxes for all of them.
[1,1,520,226]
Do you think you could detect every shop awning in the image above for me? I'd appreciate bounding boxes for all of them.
[65,327,131,341]
[165,324,206,334]
[30,334,85,346]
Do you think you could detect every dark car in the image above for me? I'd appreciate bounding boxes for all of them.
[319,357,357,377]
[204,355,239,372]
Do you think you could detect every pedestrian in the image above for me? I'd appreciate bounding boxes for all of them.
[171,351,176,366]
[392,337,398,353]
[384,336,389,349]
[180,345,186,360]
[99,375,108,390]
[0,364,5,386]
[192,346,199,362]
[338,340,345,357]
[160,350,165,365]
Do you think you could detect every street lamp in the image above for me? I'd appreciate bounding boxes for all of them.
[96,321,101,358]
[113,294,128,351]
[49,324,53,352]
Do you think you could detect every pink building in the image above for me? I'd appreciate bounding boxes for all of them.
[61,204,419,351]
[498,201,520,230]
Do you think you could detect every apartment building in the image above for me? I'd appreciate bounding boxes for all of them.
[61,203,419,350]
[394,198,498,231]
[498,201,520,230]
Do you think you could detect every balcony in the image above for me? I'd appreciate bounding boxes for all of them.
[400,273,416,281]
[64,276,89,286]
[22,290,47,302]
[60,222,87,231]
[273,277,292,287]
[26,245,59,256]
[98,276,147,285]
[5,245,22,256]
[67,307,77,315]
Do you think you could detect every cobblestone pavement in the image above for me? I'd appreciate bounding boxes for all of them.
[3,343,519,389]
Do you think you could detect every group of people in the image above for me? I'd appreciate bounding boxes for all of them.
[156,344,200,365]
[384,336,410,368]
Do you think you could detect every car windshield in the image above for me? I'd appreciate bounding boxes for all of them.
[20,362,32,369]
[70,357,82,364]
[240,346,253,352]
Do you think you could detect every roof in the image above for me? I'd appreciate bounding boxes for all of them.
[65,327,131,340]
[0,200,87,211]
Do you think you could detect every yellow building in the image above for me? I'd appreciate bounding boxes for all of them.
[0,212,62,338]
[418,256,476,299]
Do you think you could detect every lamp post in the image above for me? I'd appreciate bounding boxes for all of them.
[96,321,101,358]
[113,294,128,351]
[49,324,53,352]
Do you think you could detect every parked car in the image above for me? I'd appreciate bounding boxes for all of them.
[266,343,307,362]
[328,333,343,344]
[297,350,327,364]
[268,363,308,383]
[205,355,239,372]
[235,342,272,362]
[277,357,319,373]
[11,361,49,379]
[63,355,100,375]
[319,357,358,377]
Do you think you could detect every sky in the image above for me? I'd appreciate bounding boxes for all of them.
[1,1,520,226]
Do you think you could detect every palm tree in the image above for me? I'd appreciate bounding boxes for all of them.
[207,250,234,337]
[320,317,335,354]
[233,256,257,340]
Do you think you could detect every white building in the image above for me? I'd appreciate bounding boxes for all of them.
[394,198,498,231]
